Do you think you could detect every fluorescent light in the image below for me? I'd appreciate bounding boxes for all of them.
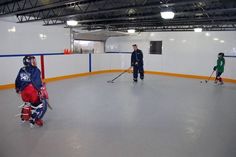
[169,38,175,41]
[161,11,175,19]
[39,34,47,40]
[79,40,91,46]
[128,29,135,33]
[220,40,225,43]
[150,33,155,37]
[205,32,210,36]
[194,28,202,32]
[67,20,78,26]
[213,38,219,41]
[8,26,16,32]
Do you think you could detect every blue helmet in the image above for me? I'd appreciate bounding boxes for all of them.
[23,55,36,66]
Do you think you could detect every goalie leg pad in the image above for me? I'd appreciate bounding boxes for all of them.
[21,105,32,121]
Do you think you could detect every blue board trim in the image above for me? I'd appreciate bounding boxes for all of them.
[89,53,92,72]
[225,55,236,58]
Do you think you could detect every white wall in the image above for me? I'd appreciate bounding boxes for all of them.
[0,53,128,85]
[92,53,130,71]
[0,17,71,85]
[1,52,236,86]
[0,56,41,85]
[1,29,236,86]
[0,17,70,54]
[0,54,89,85]
[45,54,89,78]
[106,32,236,78]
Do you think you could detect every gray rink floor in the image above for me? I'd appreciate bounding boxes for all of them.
[1,73,236,157]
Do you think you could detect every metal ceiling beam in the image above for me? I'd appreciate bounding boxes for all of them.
[0,0,21,5]
[0,0,41,17]
[1,0,235,32]
[16,0,109,23]
[108,21,236,27]
[64,9,236,24]
[40,9,236,27]
[142,28,236,31]
[16,0,212,23]
[17,1,236,29]
[42,18,236,28]
[68,22,236,31]
[105,22,236,29]
[0,0,102,17]
[110,25,236,31]
[44,17,236,30]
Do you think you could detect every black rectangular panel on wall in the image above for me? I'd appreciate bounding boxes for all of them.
[150,41,162,54]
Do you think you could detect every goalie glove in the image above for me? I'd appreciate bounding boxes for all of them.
[39,83,49,99]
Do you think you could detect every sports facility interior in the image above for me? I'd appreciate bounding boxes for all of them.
[0,0,236,157]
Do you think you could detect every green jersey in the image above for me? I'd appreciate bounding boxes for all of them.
[216,57,225,73]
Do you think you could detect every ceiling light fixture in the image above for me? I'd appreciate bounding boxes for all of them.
[66,20,78,26]
[161,11,175,19]
[194,28,202,32]
[8,26,16,32]
[128,29,135,33]
[205,32,210,36]
[39,34,47,40]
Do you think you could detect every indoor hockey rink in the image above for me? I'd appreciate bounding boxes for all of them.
[1,0,236,157]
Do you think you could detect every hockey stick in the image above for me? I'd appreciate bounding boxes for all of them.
[41,98,53,110]
[107,67,132,83]
[205,70,215,83]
